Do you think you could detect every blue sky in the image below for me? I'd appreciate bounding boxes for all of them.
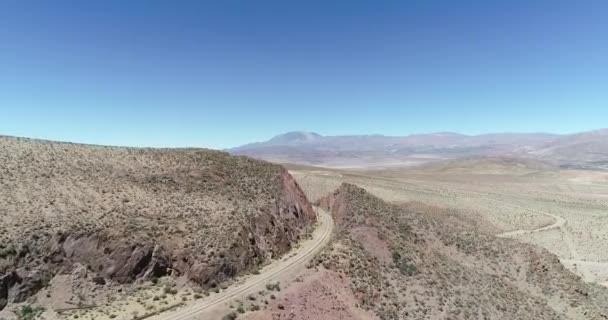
[1,1,607,149]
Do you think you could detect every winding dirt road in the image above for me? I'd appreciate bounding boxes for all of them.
[399,179,608,287]
[495,202,567,238]
[150,207,334,320]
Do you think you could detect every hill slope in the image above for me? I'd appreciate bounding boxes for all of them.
[0,136,315,311]
[304,184,608,319]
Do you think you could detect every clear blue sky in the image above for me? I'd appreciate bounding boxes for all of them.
[1,1,607,149]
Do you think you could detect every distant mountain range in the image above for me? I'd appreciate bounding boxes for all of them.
[229,129,608,168]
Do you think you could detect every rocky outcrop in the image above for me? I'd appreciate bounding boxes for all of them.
[0,268,52,310]
[0,272,17,310]
[59,236,169,282]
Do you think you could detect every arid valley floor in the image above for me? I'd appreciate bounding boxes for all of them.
[288,160,608,288]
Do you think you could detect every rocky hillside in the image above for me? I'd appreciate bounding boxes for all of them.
[313,184,608,319]
[0,136,315,311]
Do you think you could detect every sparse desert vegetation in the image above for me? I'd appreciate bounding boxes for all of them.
[246,183,607,319]
[289,159,608,287]
[0,136,315,318]
[2,136,607,320]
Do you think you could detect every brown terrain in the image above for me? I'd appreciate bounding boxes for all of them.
[244,184,608,320]
[0,136,315,318]
[2,135,608,320]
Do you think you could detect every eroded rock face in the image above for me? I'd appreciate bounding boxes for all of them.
[0,272,17,310]
[59,236,163,282]
[0,268,53,310]
[0,137,316,310]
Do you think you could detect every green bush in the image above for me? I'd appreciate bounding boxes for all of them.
[391,250,401,264]
[265,281,281,291]
[391,249,417,276]
[0,245,16,258]
[398,262,417,276]
[17,304,45,320]
[163,286,178,295]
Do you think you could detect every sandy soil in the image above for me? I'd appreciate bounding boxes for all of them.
[244,268,380,320]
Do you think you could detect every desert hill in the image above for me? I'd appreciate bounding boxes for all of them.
[0,136,315,311]
[306,184,607,319]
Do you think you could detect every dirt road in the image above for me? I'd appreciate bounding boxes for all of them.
[150,207,334,320]
[391,178,608,287]
[494,202,566,238]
